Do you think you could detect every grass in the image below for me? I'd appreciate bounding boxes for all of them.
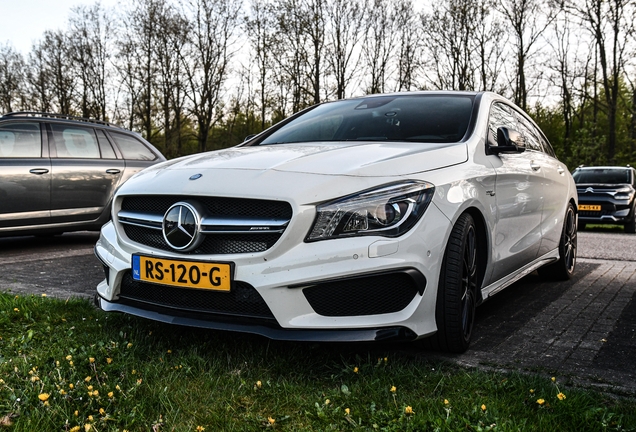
[1,292,635,431]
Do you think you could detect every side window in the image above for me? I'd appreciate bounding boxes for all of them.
[539,136,556,158]
[109,132,157,161]
[0,122,41,158]
[96,129,117,159]
[514,114,542,152]
[488,103,517,146]
[51,124,100,159]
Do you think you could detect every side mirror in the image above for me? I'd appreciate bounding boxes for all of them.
[490,127,526,154]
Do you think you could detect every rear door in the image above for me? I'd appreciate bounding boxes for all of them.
[0,121,51,230]
[107,131,161,183]
[48,123,124,224]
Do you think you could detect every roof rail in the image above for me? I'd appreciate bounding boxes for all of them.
[1,111,122,129]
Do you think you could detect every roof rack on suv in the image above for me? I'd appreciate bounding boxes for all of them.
[1,111,122,129]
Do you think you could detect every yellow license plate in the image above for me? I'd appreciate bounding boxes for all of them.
[578,204,601,211]
[132,255,232,291]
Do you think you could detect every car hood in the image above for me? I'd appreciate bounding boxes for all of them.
[143,142,467,178]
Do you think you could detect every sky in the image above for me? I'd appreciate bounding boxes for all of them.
[0,0,120,54]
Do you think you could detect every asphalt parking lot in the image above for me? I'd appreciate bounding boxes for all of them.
[1,229,635,396]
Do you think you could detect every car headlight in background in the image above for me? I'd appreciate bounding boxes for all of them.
[614,187,634,201]
[306,181,435,241]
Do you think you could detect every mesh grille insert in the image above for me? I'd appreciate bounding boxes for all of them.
[118,272,275,320]
[303,271,420,317]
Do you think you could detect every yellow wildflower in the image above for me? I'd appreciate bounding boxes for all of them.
[74,410,79,417]
[132,370,136,375]
[530,389,534,394]
[70,427,81,432]
[31,376,40,382]
[106,358,113,364]
[93,390,99,396]
[353,366,359,373]
[87,385,93,391]
[99,408,105,415]
[268,417,275,425]
[84,424,92,432]
[115,385,121,391]
[137,379,142,385]
[88,415,94,421]
[557,392,566,400]
[551,377,556,382]
[256,380,262,388]
[108,391,114,398]
[127,343,133,349]
[59,389,66,395]
[41,293,47,297]
[444,399,449,405]
[537,399,545,405]
[404,406,414,415]
[84,376,91,382]
[325,399,330,405]
[345,408,351,415]
[481,404,487,411]
[66,355,72,361]
[89,357,95,363]
[167,350,172,354]
[69,361,74,366]
[69,383,74,389]
[390,386,397,393]
[384,357,388,363]
[13,308,19,312]
[38,393,50,402]
[196,427,205,432]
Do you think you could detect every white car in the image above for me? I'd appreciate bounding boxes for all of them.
[94,91,578,353]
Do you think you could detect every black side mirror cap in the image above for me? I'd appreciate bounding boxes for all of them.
[489,127,526,154]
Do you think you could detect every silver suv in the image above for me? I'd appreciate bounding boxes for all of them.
[0,112,165,237]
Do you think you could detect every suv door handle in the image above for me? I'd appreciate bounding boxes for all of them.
[530,162,541,171]
[106,169,121,174]
[29,168,49,175]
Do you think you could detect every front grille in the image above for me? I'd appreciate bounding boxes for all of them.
[303,271,422,317]
[119,195,292,254]
[123,225,281,254]
[118,272,276,320]
[121,196,292,219]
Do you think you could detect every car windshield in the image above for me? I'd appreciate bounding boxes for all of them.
[573,168,630,184]
[259,94,475,145]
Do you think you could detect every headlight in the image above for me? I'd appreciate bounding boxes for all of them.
[306,181,435,241]
[614,187,634,200]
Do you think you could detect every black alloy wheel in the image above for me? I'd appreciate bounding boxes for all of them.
[539,203,577,280]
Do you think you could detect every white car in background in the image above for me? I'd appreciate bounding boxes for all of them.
[95,91,577,353]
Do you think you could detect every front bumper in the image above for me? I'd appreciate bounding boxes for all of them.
[94,202,452,340]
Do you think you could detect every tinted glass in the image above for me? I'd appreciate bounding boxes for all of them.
[260,95,475,145]
[514,114,543,152]
[51,124,100,159]
[96,129,117,159]
[0,122,41,157]
[573,169,631,184]
[110,132,157,160]
[488,103,517,146]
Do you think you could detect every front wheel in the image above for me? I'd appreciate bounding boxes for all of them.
[538,203,577,281]
[426,213,480,353]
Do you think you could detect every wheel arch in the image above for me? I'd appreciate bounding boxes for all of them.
[455,206,489,305]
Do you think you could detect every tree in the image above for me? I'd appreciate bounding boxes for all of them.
[0,43,26,113]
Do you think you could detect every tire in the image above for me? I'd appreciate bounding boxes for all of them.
[538,203,577,281]
[426,213,479,353]
[624,206,635,233]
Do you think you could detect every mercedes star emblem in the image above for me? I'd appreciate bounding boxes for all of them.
[163,202,201,250]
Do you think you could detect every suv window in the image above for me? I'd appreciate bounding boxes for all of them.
[51,124,100,159]
[0,122,41,158]
[573,168,631,184]
[96,129,117,159]
[109,132,157,161]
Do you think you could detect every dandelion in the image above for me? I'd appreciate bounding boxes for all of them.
[13,308,19,312]
[66,355,72,361]
[384,357,388,363]
[481,404,487,411]
[530,389,535,394]
[127,343,133,349]
[557,392,566,400]
[108,391,114,398]
[551,377,556,382]
[196,427,205,432]
[89,357,95,363]
[137,379,142,385]
[132,370,136,375]
[390,386,397,393]
[87,385,93,391]
[537,399,545,405]
[115,385,121,391]
[69,361,74,366]
[88,415,94,421]
[31,376,40,382]
[256,380,262,388]
[59,389,67,395]
[167,350,172,354]
[69,384,74,389]
[74,410,79,417]
[70,427,81,432]
[353,367,359,373]
[444,399,449,405]
[404,406,414,415]
[84,424,92,432]
[42,293,47,297]
[106,358,113,364]
[38,393,50,402]
[99,408,105,415]
[93,390,99,396]
[345,408,351,415]
[325,399,330,405]
[84,376,91,383]
[268,417,275,425]
[56,361,60,367]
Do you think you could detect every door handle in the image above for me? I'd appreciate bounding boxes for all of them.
[29,168,49,175]
[106,169,121,174]
[530,162,541,171]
